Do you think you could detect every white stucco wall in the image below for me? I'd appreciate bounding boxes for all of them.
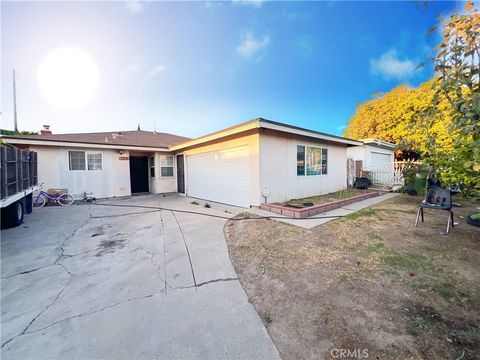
[30,145,131,199]
[149,153,177,194]
[346,144,394,167]
[346,145,366,163]
[178,131,260,207]
[259,132,348,204]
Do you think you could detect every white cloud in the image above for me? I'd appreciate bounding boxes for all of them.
[232,0,264,7]
[370,49,416,80]
[124,0,144,14]
[147,65,166,78]
[236,32,270,58]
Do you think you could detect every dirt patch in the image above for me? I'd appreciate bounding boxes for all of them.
[225,195,480,359]
[285,189,370,207]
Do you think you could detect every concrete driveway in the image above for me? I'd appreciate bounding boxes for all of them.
[1,194,279,359]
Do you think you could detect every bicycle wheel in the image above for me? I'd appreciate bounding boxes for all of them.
[58,193,74,206]
[33,195,46,208]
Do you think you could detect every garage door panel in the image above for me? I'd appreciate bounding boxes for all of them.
[186,146,250,207]
[370,152,391,167]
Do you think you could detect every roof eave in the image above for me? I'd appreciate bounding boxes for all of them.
[1,137,171,152]
[171,118,363,150]
[258,119,363,146]
[361,138,396,149]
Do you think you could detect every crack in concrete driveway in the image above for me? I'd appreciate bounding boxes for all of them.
[1,195,279,359]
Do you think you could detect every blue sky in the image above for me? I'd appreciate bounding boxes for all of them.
[1,0,456,138]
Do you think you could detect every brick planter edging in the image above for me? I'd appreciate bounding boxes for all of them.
[260,191,381,218]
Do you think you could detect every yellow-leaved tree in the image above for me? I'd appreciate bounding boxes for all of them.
[343,79,457,157]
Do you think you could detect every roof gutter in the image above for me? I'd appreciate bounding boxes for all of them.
[170,118,362,150]
[361,138,396,149]
[1,137,171,152]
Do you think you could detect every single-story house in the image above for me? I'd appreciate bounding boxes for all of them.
[1,118,394,208]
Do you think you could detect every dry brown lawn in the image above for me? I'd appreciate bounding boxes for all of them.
[225,195,480,360]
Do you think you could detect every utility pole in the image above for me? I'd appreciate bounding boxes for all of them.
[13,70,18,132]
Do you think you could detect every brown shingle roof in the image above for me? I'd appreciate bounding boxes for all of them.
[2,130,191,148]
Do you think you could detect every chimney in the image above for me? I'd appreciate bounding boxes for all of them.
[40,125,52,135]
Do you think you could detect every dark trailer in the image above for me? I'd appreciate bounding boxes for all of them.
[1,144,38,228]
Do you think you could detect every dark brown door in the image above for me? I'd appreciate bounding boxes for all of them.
[129,156,149,193]
[176,155,185,193]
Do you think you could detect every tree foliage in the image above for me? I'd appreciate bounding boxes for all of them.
[343,79,456,156]
[344,5,479,198]
[433,5,479,198]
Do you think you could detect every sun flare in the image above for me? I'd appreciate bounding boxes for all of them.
[37,47,99,110]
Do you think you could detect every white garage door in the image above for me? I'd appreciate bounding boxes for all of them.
[186,146,250,207]
[370,152,391,167]
[370,151,393,185]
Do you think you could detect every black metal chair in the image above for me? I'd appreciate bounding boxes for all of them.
[415,188,455,233]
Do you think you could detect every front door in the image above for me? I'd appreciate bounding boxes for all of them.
[177,155,185,193]
[129,156,149,193]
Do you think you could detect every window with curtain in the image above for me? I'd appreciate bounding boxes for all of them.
[160,155,174,177]
[87,153,102,171]
[69,151,86,171]
[296,146,328,176]
[69,151,102,171]
[297,145,305,175]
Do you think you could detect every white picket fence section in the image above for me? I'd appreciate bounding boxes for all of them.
[361,160,421,188]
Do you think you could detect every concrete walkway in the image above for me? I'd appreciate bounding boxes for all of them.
[1,194,279,359]
[250,192,401,229]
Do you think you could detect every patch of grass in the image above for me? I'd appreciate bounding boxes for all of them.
[452,327,480,343]
[435,283,457,300]
[344,208,376,220]
[411,277,429,291]
[365,242,385,254]
[381,252,428,271]
[421,244,451,254]
[367,232,383,241]
[433,282,470,304]
[380,269,400,277]
[332,189,361,200]
[263,313,273,324]
[409,315,429,330]
[190,201,199,205]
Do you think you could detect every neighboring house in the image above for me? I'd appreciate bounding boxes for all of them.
[2,118,367,207]
[1,129,190,199]
[346,138,396,185]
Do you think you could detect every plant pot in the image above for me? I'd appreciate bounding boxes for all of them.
[466,213,480,227]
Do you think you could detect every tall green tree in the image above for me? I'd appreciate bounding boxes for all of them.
[432,4,479,198]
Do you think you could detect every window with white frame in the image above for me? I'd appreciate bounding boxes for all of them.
[69,151,86,171]
[160,155,174,177]
[69,151,102,171]
[87,153,102,171]
[149,156,155,178]
[296,145,328,176]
